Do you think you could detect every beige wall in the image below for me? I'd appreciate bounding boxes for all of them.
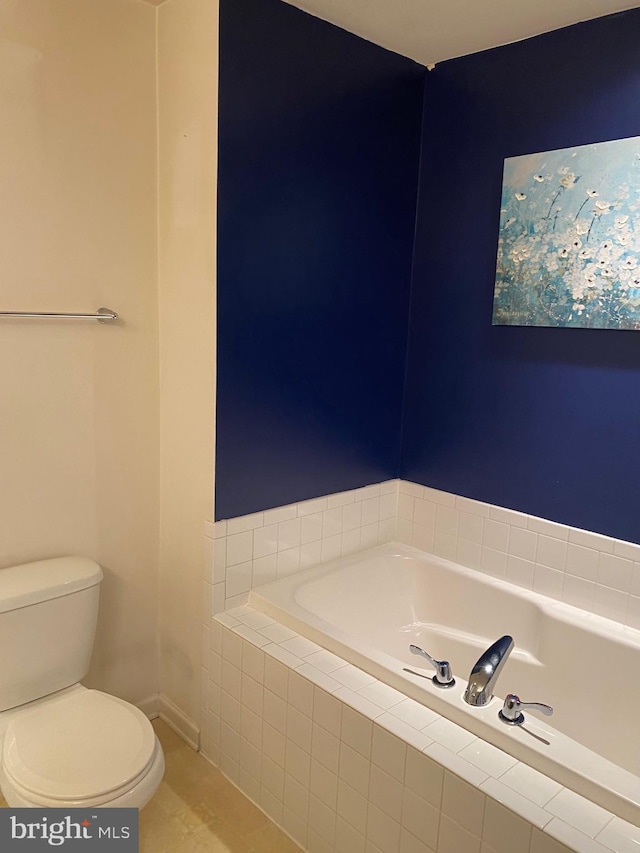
[0,0,217,727]
[157,0,218,725]
[0,0,160,707]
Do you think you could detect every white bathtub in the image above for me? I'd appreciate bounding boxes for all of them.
[249,542,640,827]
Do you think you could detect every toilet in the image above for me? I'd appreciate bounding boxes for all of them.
[0,557,164,808]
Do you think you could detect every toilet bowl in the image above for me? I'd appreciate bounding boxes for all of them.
[0,686,165,809]
[0,557,164,809]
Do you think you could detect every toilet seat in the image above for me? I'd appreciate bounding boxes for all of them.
[2,689,158,806]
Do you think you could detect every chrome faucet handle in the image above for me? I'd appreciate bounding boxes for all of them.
[409,644,455,688]
[499,693,554,726]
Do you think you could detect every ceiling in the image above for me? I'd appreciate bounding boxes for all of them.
[140,0,639,66]
[279,0,639,65]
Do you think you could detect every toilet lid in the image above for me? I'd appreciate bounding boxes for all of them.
[3,690,156,801]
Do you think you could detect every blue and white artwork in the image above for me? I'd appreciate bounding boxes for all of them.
[492,136,640,329]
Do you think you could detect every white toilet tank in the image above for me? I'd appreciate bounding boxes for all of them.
[0,557,103,712]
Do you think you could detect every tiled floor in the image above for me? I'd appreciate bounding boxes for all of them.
[0,720,301,853]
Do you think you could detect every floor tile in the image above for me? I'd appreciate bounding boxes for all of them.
[0,719,301,853]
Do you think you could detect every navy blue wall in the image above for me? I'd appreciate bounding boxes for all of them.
[216,0,424,519]
[402,10,640,542]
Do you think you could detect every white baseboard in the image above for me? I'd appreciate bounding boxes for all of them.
[158,693,200,750]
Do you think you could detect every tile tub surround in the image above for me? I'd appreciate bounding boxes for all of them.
[202,606,640,853]
[204,479,640,629]
[248,541,640,823]
[200,481,640,850]
[393,481,640,631]
[204,482,399,613]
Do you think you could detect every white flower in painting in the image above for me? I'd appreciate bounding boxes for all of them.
[571,285,584,300]
[559,166,569,175]
[547,258,559,272]
[615,215,630,228]
[533,174,545,182]
[584,263,598,281]
[602,267,614,278]
[575,220,590,235]
[573,303,586,313]
[594,200,612,215]
[515,192,527,201]
[559,173,576,189]
[618,232,631,246]
[586,189,598,198]
[579,248,593,259]
[623,257,638,270]
[558,247,570,259]
[504,217,516,228]
[571,239,582,251]
[509,238,530,265]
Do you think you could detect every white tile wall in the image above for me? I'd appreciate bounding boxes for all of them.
[205,479,640,629]
[394,481,640,630]
[204,481,398,613]
[201,605,639,853]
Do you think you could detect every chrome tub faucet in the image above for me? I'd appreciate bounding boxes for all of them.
[463,635,514,706]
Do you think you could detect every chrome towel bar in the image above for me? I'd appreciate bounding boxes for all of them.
[0,307,118,323]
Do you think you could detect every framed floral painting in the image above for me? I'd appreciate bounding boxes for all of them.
[492,136,640,329]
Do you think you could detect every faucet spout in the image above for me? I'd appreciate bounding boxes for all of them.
[463,635,514,707]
